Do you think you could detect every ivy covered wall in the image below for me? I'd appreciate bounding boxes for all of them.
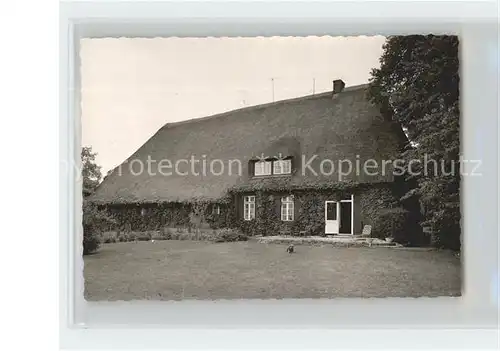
[102,201,232,232]
[357,186,399,229]
[101,183,404,237]
[234,183,398,236]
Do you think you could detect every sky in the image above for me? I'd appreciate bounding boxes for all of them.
[81,36,386,174]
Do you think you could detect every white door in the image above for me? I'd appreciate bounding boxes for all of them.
[325,201,340,234]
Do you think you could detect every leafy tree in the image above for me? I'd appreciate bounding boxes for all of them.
[82,146,102,196]
[368,35,461,250]
[81,146,115,254]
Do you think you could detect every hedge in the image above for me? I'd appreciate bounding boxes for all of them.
[371,207,410,243]
[101,227,248,243]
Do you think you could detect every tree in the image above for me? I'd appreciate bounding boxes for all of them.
[82,146,102,196]
[81,146,115,254]
[368,35,461,250]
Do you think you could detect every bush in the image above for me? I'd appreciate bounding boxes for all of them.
[304,222,324,237]
[102,231,118,243]
[83,201,116,255]
[83,228,100,254]
[152,229,170,241]
[94,227,247,244]
[102,230,174,242]
[371,207,410,244]
[213,228,248,242]
[424,206,461,250]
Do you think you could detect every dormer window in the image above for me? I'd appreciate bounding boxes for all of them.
[252,156,293,177]
[273,159,292,175]
[254,160,272,176]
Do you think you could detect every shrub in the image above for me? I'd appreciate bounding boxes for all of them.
[83,228,100,254]
[152,229,171,241]
[238,220,256,236]
[371,207,410,244]
[213,228,248,242]
[96,227,247,243]
[137,233,151,241]
[83,201,116,255]
[170,232,180,240]
[304,222,324,236]
[424,206,461,250]
[102,231,119,243]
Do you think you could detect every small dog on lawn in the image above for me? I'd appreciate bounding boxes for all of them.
[286,244,294,254]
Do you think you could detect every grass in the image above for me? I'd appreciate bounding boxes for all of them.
[84,241,461,300]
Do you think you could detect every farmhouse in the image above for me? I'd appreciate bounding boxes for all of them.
[90,80,409,236]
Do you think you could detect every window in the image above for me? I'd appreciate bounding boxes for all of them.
[140,208,147,216]
[254,161,272,176]
[281,196,294,221]
[326,202,337,220]
[213,204,221,215]
[252,156,293,177]
[244,196,256,220]
[273,159,292,175]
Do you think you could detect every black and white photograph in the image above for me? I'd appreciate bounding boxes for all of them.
[81,35,462,301]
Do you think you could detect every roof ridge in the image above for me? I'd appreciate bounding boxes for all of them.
[161,83,369,130]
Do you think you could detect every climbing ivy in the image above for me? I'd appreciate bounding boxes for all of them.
[233,188,360,237]
[103,200,231,232]
[101,182,424,241]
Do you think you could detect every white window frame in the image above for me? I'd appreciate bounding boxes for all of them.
[273,159,292,175]
[281,196,294,221]
[244,195,256,221]
[254,161,272,176]
[214,204,221,215]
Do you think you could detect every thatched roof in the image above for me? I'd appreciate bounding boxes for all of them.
[90,84,406,204]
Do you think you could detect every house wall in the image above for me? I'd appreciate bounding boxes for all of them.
[101,202,232,232]
[234,183,397,236]
[357,185,399,230]
[100,183,398,236]
[234,183,395,236]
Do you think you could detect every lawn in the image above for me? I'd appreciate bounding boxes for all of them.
[84,240,461,300]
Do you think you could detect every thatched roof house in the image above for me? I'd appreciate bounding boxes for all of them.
[91,81,407,236]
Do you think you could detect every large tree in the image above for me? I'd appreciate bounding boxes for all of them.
[81,146,114,254]
[368,35,460,250]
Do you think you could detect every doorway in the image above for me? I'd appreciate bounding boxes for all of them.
[324,201,339,234]
[339,201,352,234]
[324,194,354,235]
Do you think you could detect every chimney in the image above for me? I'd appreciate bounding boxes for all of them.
[332,79,345,98]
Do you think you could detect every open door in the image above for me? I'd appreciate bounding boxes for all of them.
[339,201,352,234]
[325,201,340,234]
